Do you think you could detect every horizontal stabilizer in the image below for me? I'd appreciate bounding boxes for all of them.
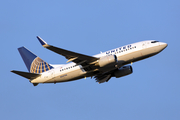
[11,70,41,80]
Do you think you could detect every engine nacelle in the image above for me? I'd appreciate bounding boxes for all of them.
[98,55,117,67]
[113,65,133,78]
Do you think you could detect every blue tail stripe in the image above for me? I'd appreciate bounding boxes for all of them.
[18,47,37,72]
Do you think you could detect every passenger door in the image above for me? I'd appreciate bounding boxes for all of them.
[142,42,147,49]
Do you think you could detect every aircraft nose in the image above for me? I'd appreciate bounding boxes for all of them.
[160,42,168,49]
[159,42,168,51]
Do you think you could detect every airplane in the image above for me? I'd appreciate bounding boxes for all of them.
[11,37,167,86]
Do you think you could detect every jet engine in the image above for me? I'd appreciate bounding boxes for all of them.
[97,55,118,67]
[113,65,133,78]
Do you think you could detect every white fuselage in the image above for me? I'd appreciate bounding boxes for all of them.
[31,40,167,84]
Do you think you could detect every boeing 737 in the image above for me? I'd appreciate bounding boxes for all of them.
[11,37,167,86]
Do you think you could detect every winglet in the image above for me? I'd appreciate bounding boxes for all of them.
[37,36,47,46]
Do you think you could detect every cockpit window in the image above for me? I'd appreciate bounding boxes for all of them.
[151,41,159,43]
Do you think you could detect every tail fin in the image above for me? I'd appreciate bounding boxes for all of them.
[18,47,53,73]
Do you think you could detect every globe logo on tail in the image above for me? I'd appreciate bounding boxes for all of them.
[30,57,53,73]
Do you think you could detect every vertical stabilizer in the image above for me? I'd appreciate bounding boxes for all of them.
[18,47,53,73]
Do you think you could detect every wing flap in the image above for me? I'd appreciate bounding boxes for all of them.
[94,74,111,83]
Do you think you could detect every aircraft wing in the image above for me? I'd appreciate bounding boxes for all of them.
[37,36,99,71]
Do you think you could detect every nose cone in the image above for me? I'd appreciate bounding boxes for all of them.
[160,42,168,49]
[159,42,168,51]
